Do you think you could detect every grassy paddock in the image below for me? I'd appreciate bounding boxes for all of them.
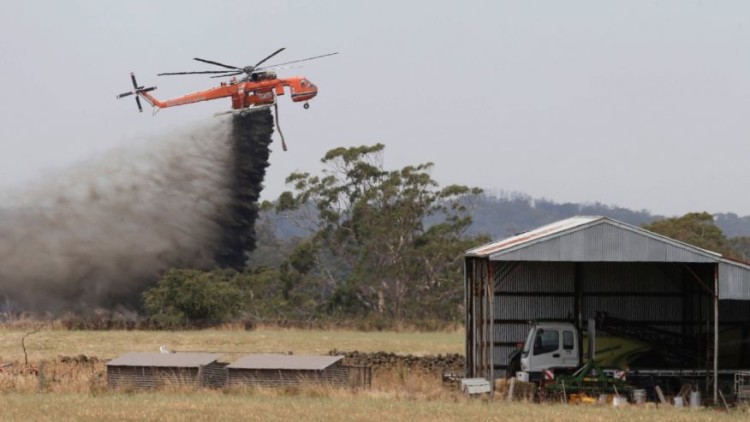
[0,325,463,362]
[0,389,742,422]
[0,326,745,421]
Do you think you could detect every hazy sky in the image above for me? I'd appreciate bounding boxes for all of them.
[1,1,748,216]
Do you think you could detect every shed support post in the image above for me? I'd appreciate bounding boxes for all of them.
[713,265,719,405]
[464,258,471,378]
[487,261,494,385]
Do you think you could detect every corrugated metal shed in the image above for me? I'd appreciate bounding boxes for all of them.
[465,216,750,299]
[107,352,222,368]
[464,215,750,403]
[225,354,369,389]
[106,352,226,389]
[227,354,344,370]
[467,216,720,262]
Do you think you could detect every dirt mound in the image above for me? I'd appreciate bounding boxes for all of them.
[329,350,464,373]
[58,354,99,364]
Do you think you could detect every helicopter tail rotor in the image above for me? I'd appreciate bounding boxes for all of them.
[116,72,156,113]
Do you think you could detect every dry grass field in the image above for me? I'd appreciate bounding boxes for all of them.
[0,325,463,362]
[0,325,746,421]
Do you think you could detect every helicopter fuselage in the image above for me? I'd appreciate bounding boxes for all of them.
[138,75,318,111]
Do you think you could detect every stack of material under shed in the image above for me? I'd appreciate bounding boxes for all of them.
[226,354,367,388]
[106,352,225,389]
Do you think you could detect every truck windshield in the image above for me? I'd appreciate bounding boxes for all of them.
[533,329,560,355]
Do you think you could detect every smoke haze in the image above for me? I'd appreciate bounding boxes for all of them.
[0,112,274,312]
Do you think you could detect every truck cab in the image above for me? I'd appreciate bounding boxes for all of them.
[519,322,580,379]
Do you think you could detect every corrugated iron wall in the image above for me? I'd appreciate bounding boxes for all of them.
[579,262,709,334]
[200,362,229,388]
[491,261,574,377]
[469,260,722,378]
[226,366,367,388]
[107,367,201,389]
[107,363,227,389]
[464,257,493,380]
[719,300,750,368]
[720,261,750,300]
[465,221,750,383]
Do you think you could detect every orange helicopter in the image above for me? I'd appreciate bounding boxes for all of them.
[116,48,337,150]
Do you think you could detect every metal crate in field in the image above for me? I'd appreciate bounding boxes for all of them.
[226,354,370,389]
[736,372,750,404]
[106,352,225,389]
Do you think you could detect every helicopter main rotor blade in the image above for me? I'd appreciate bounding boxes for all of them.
[253,47,286,69]
[157,70,238,76]
[210,71,244,78]
[256,52,339,71]
[193,57,240,70]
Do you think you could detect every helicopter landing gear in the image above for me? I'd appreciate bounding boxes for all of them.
[303,102,310,110]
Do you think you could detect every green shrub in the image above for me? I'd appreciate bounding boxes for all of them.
[142,269,243,326]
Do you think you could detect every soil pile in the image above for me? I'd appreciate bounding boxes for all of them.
[329,350,465,374]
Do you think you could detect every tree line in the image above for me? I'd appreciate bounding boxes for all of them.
[141,144,750,327]
[143,144,487,327]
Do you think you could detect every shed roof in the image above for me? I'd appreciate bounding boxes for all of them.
[107,352,221,368]
[227,354,344,371]
[465,215,750,300]
[466,216,720,262]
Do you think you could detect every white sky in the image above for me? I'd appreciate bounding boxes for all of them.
[1,0,749,216]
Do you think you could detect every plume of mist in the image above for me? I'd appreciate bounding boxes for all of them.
[0,112,275,312]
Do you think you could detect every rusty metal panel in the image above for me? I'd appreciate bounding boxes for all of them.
[719,260,750,300]
[464,257,493,380]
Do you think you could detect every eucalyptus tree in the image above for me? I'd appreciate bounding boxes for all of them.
[277,144,487,320]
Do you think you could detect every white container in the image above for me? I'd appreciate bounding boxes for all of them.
[673,396,684,407]
[689,391,701,408]
[460,378,491,395]
[632,389,646,404]
[612,396,627,407]
[516,371,529,382]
